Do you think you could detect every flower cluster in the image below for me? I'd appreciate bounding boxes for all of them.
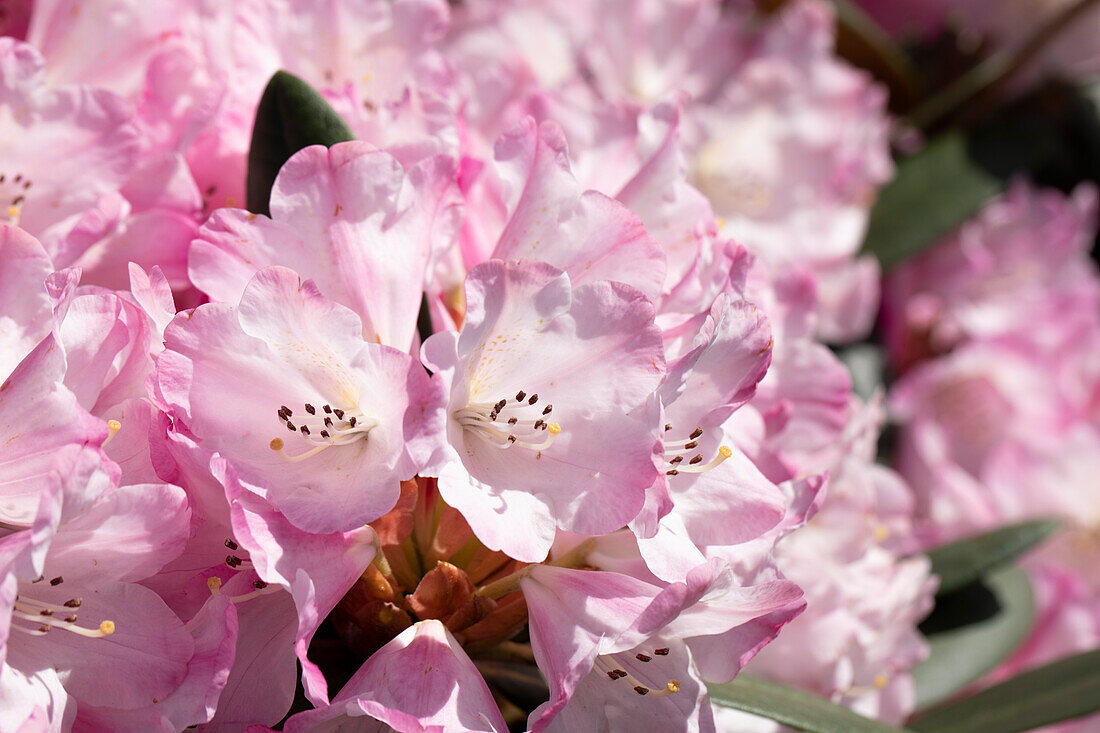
[0,1,1010,731]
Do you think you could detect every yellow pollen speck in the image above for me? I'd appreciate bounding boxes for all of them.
[547,423,561,434]
[874,525,890,542]
[362,71,373,84]
[207,576,223,593]
[99,620,115,635]
[225,196,238,207]
[7,205,20,219]
[667,680,681,693]
[107,419,121,433]
[715,217,726,228]
[718,446,732,458]
[269,437,285,451]
[874,673,889,689]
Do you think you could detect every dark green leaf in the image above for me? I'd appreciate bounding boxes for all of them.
[926,518,1061,596]
[246,70,356,215]
[707,674,912,733]
[913,566,1035,708]
[861,133,1002,269]
[909,647,1100,733]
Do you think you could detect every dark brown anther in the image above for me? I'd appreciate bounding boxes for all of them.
[533,419,545,430]
[37,625,50,633]
[543,404,552,415]
[304,404,316,414]
[333,409,345,419]
[12,194,24,205]
[13,173,21,183]
[39,609,53,616]
[324,416,333,428]
[528,394,538,405]
[225,539,239,550]
[666,469,679,476]
[670,456,683,465]
[690,427,703,439]
[300,426,311,435]
[684,440,698,450]
[23,180,32,189]
[515,390,526,401]
[636,653,651,662]
[286,422,296,431]
[507,434,517,443]
[634,686,649,695]
[664,423,672,432]
[226,555,243,568]
[49,576,63,586]
[64,615,77,623]
[654,648,670,655]
[252,580,268,590]
[507,417,518,425]
[349,417,357,427]
[281,406,293,417]
[0,174,5,183]
[689,455,703,465]
[609,669,628,680]
[64,598,82,608]
[31,575,43,583]
[320,430,330,438]
[495,399,507,413]
[323,404,332,413]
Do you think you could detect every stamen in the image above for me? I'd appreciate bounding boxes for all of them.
[225,539,239,550]
[675,446,732,474]
[49,577,63,586]
[594,653,681,699]
[305,404,316,414]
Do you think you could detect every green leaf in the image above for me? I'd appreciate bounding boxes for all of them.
[926,518,1061,596]
[913,566,1035,709]
[246,70,356,215]
[861,133,1003,269]
[909,647,1100,733]
[707,674,912,733]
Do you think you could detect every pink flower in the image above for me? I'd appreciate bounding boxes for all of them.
[0,467,195,728]
[520,560,804,732]
[422,259,665,562]
[0,38,141,259]
[456,117,667,300]
[0,225,53,380]
[159,265,439,534]
[882,182,1100,372]
[191,142,461,352]
[281,620,508,733]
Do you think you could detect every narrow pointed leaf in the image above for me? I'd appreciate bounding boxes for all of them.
[246,70,356,215]
[909,647,1100,733]
[926,518,1061,596]
[707,675,912,733]
[913,566,1035,708]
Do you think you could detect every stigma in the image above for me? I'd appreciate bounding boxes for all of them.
[454,389,562,451]
[662,425,733,476]
[269,400,378,462]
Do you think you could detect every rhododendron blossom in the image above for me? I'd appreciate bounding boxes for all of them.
[10,0,1097,730]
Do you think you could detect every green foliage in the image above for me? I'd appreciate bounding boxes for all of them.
[926,519,1060,596]
[246,70,356,215]
[707,674,912,733]
[912,566,1035,708]
[910,648,1100,733]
